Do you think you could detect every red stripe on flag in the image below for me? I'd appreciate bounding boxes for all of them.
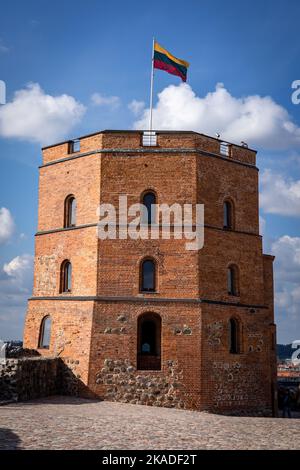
[154,59,186,82]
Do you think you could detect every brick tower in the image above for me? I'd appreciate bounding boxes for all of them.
[24,130,277,415]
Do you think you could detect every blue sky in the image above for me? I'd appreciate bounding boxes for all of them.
[0,0,299,342]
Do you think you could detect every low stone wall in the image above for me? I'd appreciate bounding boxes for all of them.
[0,357,59,403]
[0,355,275,416]
[0,356,90,404]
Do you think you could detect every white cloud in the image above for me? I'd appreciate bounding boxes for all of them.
[0,254,34,340]
[91,92,120,109]
[4,254,33,281]
[133,82,300,150]
[260,169,300,217]
[272,236,300,283]
[271,236,300,342]
[0,83,86,145]
[0,207,15,244]
[128,99,145,116]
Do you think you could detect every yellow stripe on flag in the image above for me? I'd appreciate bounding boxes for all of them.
[154,42,189,68]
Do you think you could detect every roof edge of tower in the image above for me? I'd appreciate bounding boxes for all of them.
[41,129,257,153]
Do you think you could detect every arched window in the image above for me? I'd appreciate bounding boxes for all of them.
[140,258,156,292]
[229,318,240,354]
[38,316,51,349]
[137,313,161,370]
[64,195,76,228]
[60,260,72,293]
[142,191,156,224]
[223,200,233,229]
[227,265,238,296]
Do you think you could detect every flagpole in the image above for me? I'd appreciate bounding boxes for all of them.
[149,37,155,133]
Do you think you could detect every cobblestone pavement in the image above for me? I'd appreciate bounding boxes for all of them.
[0,396,299,450]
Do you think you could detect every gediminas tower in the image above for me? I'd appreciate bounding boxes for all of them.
[23,129,277,415]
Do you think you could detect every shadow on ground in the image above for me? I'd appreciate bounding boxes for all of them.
[0,428,22,450]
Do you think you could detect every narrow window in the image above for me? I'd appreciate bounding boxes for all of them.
[69,139,80,153]
[137,313,161,370]
[229,318,240,354]
[60,260,72,293]
[223,200,233,229]
[141,259,156,292]
[142,191,156,224]
[228,265,238,296]
[64,195,76,227]
[38,316,52,349]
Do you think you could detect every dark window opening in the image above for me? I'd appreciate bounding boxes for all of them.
[228,265,238,296]
[137,313,161,370]
[38,316,51,349]
[223,200,233,229]
[142,192,156,225]
[140,259,156,292]
[229,318,240,354]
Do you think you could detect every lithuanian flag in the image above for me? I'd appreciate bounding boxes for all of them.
[154,42,189,82]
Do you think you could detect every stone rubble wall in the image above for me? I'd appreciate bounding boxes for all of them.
[0,358,59,403]
[0,357,83,404]
[95,359,186,409]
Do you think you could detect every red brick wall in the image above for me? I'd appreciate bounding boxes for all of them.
[97,151,199,298]
[24,300,94,385]
[38,153,100,231]
[23,130,275,415]
[33,228,98,297]
[200,303,274,414]
[87,301,202,410]
[97,238,199,298]
[197,154,259,233]
[198,229,265,305]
